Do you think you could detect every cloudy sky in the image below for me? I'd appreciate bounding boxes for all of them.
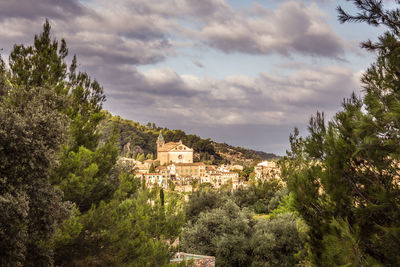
[0,0,390,155]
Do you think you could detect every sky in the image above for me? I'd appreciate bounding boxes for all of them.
[0,0,391,155]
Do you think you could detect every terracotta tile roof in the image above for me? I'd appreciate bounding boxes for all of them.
[157,142,180,152]
[158,142,194,152]
[144,173,164,176]
[156,166,168,170]
[175,162,205,166]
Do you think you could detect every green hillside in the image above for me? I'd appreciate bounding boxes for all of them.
[99,111,279,165]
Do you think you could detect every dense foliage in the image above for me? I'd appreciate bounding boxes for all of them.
[182,182,304,267]
[0,66,70,266]
[281,1,400,265]
[0,21,184,266]
[53,174,184,266]
[185,180,286,222]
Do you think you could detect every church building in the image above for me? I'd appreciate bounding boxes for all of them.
[156,133,194,165]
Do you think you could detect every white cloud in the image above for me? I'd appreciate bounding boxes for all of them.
[102,65,361,126]
[199,1,345,58]
[0,0,365,154]
[0,0,348,65]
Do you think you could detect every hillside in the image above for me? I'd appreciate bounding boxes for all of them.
[99,111,280,166]
[213,142,280,166]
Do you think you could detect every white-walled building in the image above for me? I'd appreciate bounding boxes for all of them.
[255,161,280,181]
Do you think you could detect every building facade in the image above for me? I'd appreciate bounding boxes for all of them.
[142,173,169,189]
[174,163,206,178]
[254,161,280,181]
[156,133,194,165]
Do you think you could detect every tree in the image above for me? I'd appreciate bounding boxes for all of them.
[181,199,304,267]
[160,188,165,206]
[9,20,68,92]
[250,213,304,267]
[190,178,199,191]
[1,19,184,266]
[232,180,285,214]
[185,189,226,223]
[181,200,252,266]
[0,57,11,98]
[136,153,145,163]
[281,1,400,265]
[149,163,156,173]
[240,167,254,180]
[0,69,70,266]
[9,19,106,152]
[55,145,118,212]
[168,180,176,191]
[53,174,185,266]
[8,20,118,213]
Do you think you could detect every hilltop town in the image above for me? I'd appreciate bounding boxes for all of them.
[4,2,400,265]
[118,132,281,192]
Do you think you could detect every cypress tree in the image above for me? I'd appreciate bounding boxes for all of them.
[149,163,156,173]
[160,188,165,206]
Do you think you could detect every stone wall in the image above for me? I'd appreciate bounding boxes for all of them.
[170,252,215,267]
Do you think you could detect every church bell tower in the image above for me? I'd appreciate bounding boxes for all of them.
[156,132,165,160]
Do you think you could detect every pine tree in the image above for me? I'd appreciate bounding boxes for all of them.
[8,20,118,211]
[9,19,106,152]
[2,20,184,266]
[282,1,400,265]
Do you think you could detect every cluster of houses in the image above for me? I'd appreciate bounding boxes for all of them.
[254,160,280,180]
[118,133,280,192]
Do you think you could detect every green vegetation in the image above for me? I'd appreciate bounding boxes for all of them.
[4,1,400,266]
[99,113,278,165]
[213,142,279,164]
[0,20,184,266]
[99,113,224,164]
[181,2,400,266]
[181,182,305,266]
[0,67,70,266]
[280,1,400,266]
[184,180,286,222]
[53,178,184,266]
[149,163,156,173]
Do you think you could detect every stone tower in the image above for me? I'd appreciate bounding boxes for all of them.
[156,132,165,160]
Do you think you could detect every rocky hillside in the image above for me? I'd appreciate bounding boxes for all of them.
[99,111,279,166]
